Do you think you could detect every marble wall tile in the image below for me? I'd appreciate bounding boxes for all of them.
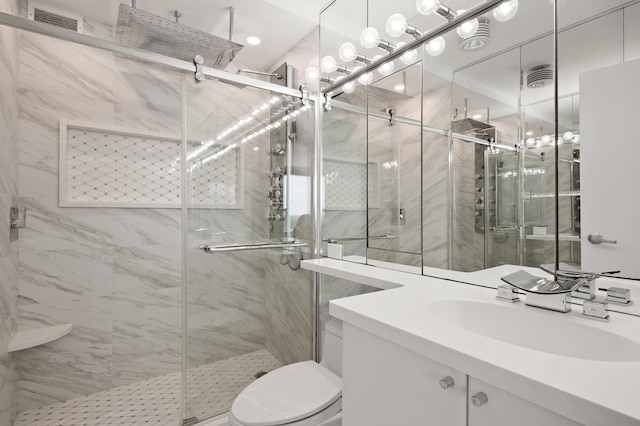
[264,249,313,365]
[19,32,115,101]
[112,58,182,135]
[15,21,189,413]
[0,0,20,422]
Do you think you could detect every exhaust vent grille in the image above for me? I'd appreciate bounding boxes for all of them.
[28,3,83,33]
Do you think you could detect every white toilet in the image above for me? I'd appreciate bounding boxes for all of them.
[229,318,343,426]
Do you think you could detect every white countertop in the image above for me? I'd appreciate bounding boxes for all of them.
[302,258,640,426]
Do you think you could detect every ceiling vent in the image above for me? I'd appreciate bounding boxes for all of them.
[28,2,83,33]
[526,64,553,89]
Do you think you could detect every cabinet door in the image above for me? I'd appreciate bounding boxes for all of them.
[342,324,467,426]
[468,378,582,426]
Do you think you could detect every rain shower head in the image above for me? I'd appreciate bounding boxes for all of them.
[451,117,493,134]
[115,4,243,70]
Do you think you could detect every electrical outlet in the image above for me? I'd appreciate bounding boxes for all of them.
[327,243,343,260]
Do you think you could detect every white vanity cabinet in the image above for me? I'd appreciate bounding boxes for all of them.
[342,324,467,426]
[342,324,582,426]
[468,378,582,426]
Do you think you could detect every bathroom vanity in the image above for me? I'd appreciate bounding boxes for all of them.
[302,259,640,426]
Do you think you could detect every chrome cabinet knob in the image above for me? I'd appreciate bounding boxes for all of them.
[439,376,455,390]
[588,233,617,245]
[471,392,488,407]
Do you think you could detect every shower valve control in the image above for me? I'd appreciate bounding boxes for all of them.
[269,144,286,156]
[267,190,283,199]
[267,167,286,178]
[267,213,284,222]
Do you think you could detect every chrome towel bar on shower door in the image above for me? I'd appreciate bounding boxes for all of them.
[200,241,307,253]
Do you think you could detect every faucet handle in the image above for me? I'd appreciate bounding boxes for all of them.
[571,277,595,300]
[496,284,520,303]
[581,299,609,322]
[603,287,633,306]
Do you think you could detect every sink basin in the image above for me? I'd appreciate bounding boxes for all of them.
[425,299,640,362]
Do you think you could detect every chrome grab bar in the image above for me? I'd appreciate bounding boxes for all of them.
[200,241,307,253]
[323,233,397,243]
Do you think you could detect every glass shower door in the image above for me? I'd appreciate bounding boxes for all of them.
[182,76,312,423]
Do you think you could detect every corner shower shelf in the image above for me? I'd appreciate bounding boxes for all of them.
[8,323,73,352]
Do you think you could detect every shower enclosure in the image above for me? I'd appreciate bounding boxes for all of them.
[183,76,314,423]
[1,7,315,425]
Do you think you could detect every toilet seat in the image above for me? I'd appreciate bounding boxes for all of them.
[229,361,342,426]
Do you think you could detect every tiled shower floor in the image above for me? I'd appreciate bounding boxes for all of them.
[15,349,283,426]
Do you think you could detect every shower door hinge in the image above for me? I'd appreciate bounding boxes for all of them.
[193,55,205,83]
[324,92,332,112]
[10,207,26,242]
[300,84,309,106]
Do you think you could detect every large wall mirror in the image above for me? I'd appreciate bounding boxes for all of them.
[317,0,640,277]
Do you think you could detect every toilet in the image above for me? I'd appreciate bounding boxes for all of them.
[229,318,343,426]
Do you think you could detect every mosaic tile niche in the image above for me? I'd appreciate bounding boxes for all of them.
[324,158,379,210]
[60,120,243,208]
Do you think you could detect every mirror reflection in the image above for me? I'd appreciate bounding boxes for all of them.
[318,0,639,277]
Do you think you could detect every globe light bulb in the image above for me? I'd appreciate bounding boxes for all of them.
[360,27,380,49]
[562,131,574,141]
[353,66,373,85]
[525,138,535,146]
[336,74,356,94]
[425,36,445,56]
[321,55,338,73]
[304,66,320,83]
[386,13,407,38]
[493,0,519,22]
[342,80,356,93]
[541,134,552,144]
[375,55,395,76]
[416,0,441,15]
[397,42,418,65]
[339,42,358,62]
[456,10,479,38]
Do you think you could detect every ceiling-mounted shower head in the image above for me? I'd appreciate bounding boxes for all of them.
[115,4,243,69]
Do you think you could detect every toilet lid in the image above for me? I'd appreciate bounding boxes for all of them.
[231,361,342,426]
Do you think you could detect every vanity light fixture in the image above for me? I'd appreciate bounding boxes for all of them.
[360,27,396,52]
[305,66,335,84]
[397,42,419,65]
[305,66,357,93]
[416,0,456,20]
[493,0,519,22]
[336,75,356,93]
[339,42,373,64]
[386,13,424,39]
[353,66,373,85]
[424,36,446,56]
[374,55,395,76]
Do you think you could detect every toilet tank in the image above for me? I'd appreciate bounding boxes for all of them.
[320,317,343,377]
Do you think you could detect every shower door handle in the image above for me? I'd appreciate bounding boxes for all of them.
[587,233,617,245]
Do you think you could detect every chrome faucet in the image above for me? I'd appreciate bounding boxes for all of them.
[499,267,609,321]
[499,263,636,322]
